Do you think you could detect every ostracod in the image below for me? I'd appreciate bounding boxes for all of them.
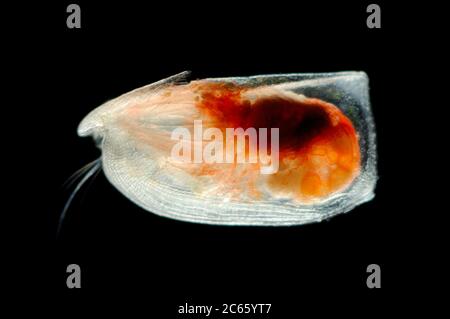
[75,71,377,226]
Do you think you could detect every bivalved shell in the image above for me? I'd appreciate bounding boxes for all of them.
[78,71,377,226]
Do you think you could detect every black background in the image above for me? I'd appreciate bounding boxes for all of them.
[10,0,441,316]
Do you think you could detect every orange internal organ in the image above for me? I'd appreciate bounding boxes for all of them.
[192,81,361,202]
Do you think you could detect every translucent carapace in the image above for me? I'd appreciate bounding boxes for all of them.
[77,71,377,226]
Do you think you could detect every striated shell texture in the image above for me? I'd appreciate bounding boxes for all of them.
[78,71,377,226]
